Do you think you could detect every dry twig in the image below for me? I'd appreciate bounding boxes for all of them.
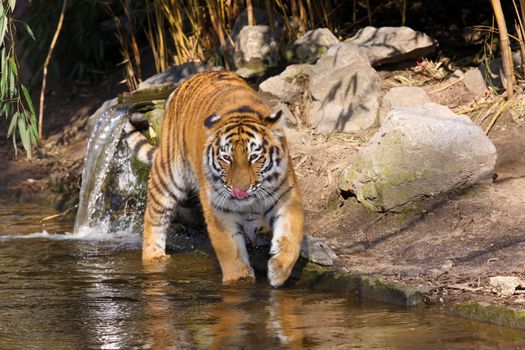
[491,0,514,98]
[38,0,68,140]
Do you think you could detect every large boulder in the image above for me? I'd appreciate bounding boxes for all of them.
[284,28,339,63]
[379,86,431,124]
[346,26,435,66]
[259,64,312,103]
[308,43,380,133]
[234,25,280,77]
[339,103,497,212]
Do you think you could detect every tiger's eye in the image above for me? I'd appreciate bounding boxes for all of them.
[249,154,259,163]
[221,154,232,163]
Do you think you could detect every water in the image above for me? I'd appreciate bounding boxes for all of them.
[74,107,146,235]
[1,201,525,349]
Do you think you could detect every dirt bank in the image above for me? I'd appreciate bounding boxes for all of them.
[1,69,525,324]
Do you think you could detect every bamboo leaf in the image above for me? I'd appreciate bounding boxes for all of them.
[8,57,17,77]
[21,84,35,115]
[8,0,16,12]
[18,117,31,155]
[7,111,18,137]
[22,21,35,40]
[0,15,7,46]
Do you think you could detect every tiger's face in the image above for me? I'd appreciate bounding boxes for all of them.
[204,111,288,210]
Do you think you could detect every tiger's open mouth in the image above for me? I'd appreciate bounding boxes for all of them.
[231,187,249,200]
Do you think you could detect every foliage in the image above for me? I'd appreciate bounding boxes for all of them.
[0,0,38,159]
[112,0,359,90]
[20,0,110,82]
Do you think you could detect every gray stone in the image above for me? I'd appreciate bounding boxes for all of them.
[308,43,380,133]
[463,68,488,95]
[284,28,339,63]
[279,63,313,80]
[259,64,312,103]
[259,75,302,102]
[339,103,497,212]
[478,51,523,89]
[379,86,431,124]
[234,25,280,77]
[301,235,338,266]
[489,276,524,296]
[138,61,222,89]
[346,26,435,66]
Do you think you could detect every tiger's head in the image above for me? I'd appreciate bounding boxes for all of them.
[204,110,288,210]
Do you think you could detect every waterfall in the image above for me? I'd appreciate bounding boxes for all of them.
[74,107,147,235]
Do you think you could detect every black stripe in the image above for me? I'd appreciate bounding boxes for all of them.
[212,202,244,214]
[224,105,263,118]
[123,129,139,138]
[269,215,280,231]
[146,148,155,162]
[133,139,148,155]
[263,186,292,218]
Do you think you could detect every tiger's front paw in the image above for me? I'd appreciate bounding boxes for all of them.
[222,264,255,285]
[142,246,170,264]
[268,255,294,288]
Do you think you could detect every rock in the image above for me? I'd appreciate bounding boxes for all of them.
[308,43,380,133]
[346,26,435,66]
[489,276,524,296]
[379,86,431,124]
[260,75,302,102]
[478,51,523,89]
[339,103,497,212]
[138,62,222,89]
[284,28,339,63]
[300,235,338,266]
[234,25,280,77]
[259,64,312,103]
[463,68,488,96]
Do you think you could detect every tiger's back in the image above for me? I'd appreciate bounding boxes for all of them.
[134,71,304,287]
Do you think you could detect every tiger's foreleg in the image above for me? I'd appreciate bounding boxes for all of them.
[266,187,304,287]
[142,163,185,263]
[200,193,255,284]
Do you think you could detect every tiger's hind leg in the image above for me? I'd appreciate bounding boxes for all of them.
[142,162,187,263]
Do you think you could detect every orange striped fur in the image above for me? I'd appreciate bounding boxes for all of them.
[126,71,304,287]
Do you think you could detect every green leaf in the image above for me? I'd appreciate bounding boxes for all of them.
[8,0,16,12]
[18,117,31,155]
[8,57,17,77]
[7,111,18,137]
[0,8,7,44]
[22,21,34,40]
[12,130,18,158]
[21,84,34,115]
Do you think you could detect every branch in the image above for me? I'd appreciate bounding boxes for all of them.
[38,0,68,140]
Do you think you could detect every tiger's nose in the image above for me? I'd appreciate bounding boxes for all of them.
[231,187,248,199]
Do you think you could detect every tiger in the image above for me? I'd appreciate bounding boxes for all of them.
[124,71,304,287]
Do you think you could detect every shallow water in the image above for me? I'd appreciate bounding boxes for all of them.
[1,201,525,349]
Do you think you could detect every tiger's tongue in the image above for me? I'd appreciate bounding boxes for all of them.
[232,187,248,199]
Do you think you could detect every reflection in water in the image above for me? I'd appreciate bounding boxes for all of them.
[1,201,525,349]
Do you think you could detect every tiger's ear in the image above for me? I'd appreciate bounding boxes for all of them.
[264,110,283,127]
[204,113,222,129]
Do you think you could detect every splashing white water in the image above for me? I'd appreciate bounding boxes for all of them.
[0,224,141,244]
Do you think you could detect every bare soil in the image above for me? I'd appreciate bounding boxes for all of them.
[1,68,524,310]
